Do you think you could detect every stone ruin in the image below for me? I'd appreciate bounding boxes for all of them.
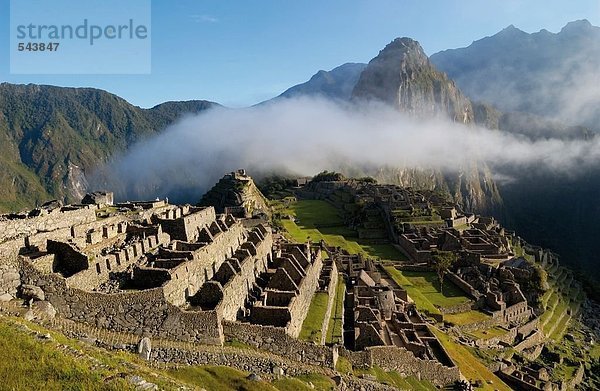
[81,191,114,207]
[332,250,456,369]
[0,181,465,386]
[200,170,270,219]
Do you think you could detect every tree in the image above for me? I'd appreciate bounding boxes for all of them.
[432,250,458,294]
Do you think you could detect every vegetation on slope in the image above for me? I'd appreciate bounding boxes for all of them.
[0,83,217,211]
[0,314,339,391]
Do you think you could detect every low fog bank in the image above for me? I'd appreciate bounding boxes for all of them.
[90,96,600,202]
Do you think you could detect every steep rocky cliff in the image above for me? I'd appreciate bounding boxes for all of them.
[350,38,502,214]
[352,38,473,123]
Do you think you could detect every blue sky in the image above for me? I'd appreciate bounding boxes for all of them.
[1,0,599,107]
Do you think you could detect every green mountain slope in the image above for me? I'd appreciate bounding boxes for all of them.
[0,83,217,211]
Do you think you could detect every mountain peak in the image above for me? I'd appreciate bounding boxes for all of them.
[560,19,594,34]
[352,37,473,122]
[376,37,427,60]
[496,24,526,37]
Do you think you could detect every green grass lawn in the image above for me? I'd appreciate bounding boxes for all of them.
[326,276,345,345]
[170,367,335,391]
[383,267,470,316]
[299,293,330,343]
[0,315,340,391]
[273,374,335,391]
[444,310,491,326]
[282,199,345,226]
[384,266,441,316]
[550,313,571,341]
[168,366,279,391]
[401,271,470,308]
[543,297,568,335]
[281,200,405,262]
[468,326,509,340]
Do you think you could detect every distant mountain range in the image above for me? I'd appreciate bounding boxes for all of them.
[276,63,366,101]
[430,19,600,131]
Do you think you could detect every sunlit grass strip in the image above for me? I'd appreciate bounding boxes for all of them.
[299,293,330,343]
[326,276,345,345]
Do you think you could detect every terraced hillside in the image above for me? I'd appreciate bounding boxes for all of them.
[535,256,584,341]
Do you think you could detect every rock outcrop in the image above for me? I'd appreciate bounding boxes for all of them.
[350,38,502,214]
[199,170,270,218]
[352,38,473,123]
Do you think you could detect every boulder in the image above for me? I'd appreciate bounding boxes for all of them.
[0,293,13,302]
[32,301,56,319]
[138,337,152,360]
[24,309,35,321]
[20,284,45,301]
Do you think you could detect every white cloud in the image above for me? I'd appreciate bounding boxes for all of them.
[93,97,600,201]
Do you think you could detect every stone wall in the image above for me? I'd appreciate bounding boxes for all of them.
[153,207,216,242]
[0,206,97,244]
[503,300,531,324]
[0,243,20,296]
[222,321,335,368]
[446,271,482,299]
[216,230,272,320]
[54,231,166,290]
[473,327,517,348]
[162,223,246,306]
[285,252,324,337]
[369,346,460,386]
[513,330,544,352]
[439,300,476,315]
[20,259,223,344]
[517,318,539,339]
[151,347,327,378]
[339,346,461,386]
[397,235,431,263]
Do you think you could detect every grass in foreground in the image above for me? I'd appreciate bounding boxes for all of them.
[272,374,335,391]
[168,366,279,391]
[0,315,341,391]
[299,292,330,343]
[0,319,134,391]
